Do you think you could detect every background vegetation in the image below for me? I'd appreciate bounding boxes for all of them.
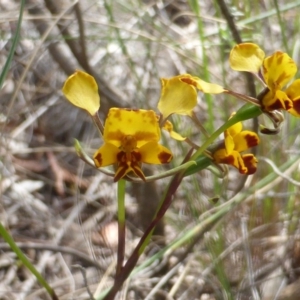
[1,0,300,299]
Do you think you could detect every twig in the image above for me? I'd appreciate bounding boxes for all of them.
[73,265,96,300]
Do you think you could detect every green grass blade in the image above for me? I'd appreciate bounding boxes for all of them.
[0,0,24,89]
[0,223,58,299]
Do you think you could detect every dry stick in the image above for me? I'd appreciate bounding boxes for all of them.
[43,0,91,73]
[216,0,258,195]
[6,0,77,131]
[43,0,125,111]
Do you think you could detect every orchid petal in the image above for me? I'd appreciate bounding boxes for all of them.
[62,70,100,115]
[230,43,265,73]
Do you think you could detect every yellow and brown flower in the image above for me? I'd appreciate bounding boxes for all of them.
[212,119,260,175]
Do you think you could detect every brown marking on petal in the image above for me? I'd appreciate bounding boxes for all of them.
[110,109,123,122]
[242,154,258,175]
[114,164,128,182]
[292,99,300,113]
[135,131,158,142]
[106,131,125,142]
[219,155,234,165]
[276,72,290,86]
[94,152,102,167]
[131,163,146,181]
[180,77,198,89]
[277,53,283,65]
[131,151,142,162]
[266,55,274,68]
[244,134,259,148]
[284,98,293,110]
[117,151,126,162]
[158,151,172,163]
[264,98,285,111]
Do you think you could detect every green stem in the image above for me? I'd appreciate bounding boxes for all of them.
[116,179,126,276]
[102,150,193,300]
[0,223,58,300]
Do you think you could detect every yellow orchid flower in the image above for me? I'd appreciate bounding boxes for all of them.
[261,51,297,111]
[212,120,260,175]
[62,70,100,115]
[157,74,224,121]
[93,108,173,181]
[230,43,298,112]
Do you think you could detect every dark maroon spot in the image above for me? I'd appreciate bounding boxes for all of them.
[221,155,234,165]
[265,98,285,111]
[242,154,257,175]
[292,99,300,114]
[245,134,259,148]
[158,151,172,163]
[284,99,293,110]
[94,153,102,166]
[132,151,142,162]
[117,151,126,162]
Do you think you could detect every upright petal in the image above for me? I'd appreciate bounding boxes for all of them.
[263,52,297,90]
[157,75,198,120]
[230,43,265,73]
[103,108,160,148]
[62,71,100,115]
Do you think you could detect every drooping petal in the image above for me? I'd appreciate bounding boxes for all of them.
[286,79,300,117]
[103,108,160,148]
[261,89,293,111]
[139,141,173,164]
[213,150,248,174]
[229,43,265,73]
[62,70,100,115]
[93,143,119,167]
[263,52,297,90]
[162,120,186,141]
[114,151,146,182]
[233,131,260,152]
[242,154,258,175]
[157,75,198,120]
[180,76,225,94]
[114,163,131,182]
